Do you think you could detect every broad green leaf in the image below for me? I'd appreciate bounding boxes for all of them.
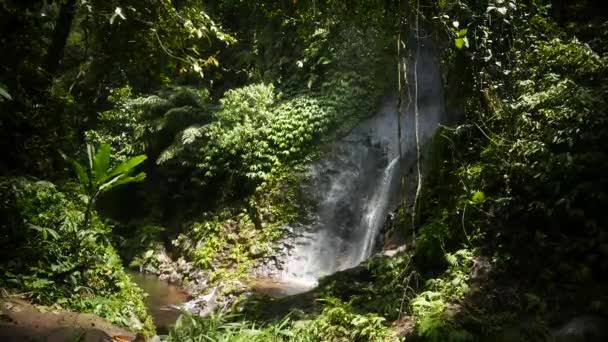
[92,144,112,184]
[318,57,332,65]
[100,172,146,193]
[69,159,89,189]
[457,28,468,37]
[86,144,94,171]
[98,174,125,193]
[106,155,147,179]
[0,84,12,101]
[472,191,486,204]
[455,38,465,50]
[28,223,60,240]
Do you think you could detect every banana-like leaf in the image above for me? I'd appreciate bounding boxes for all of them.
[60,150,92,192]
[86,144,95,171]
[92,144,112,185]
[111,172,146,188]
[70,159,90,190]
[105,155,147,180]
[0,84,12,101]
[99,172,146,193]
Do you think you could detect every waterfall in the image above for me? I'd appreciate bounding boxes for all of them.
[359,156,400,261]
[281,31,447,283]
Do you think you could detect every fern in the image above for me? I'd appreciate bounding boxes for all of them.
[157,124,208,164]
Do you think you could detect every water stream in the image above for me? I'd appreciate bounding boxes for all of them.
[127,271,188,332]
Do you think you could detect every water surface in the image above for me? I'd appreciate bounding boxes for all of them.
[128,271,188,332]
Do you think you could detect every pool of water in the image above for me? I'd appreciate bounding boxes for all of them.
[128,271,188,332]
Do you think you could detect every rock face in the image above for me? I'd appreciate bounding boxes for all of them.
[553,315,608,342]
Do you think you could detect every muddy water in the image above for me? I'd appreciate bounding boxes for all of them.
[128,272,188,332]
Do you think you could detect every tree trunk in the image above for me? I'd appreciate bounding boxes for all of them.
[45,0,78,75]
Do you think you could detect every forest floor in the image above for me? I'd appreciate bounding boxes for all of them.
[0,297,140,342]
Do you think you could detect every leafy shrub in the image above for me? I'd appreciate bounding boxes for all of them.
[165,313,296,342]
[300,298,390,342]
[411,249,475,341]
[0,177,154,335]
[166,301,390,342]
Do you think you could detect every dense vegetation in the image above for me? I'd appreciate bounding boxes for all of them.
[1,0,607,341]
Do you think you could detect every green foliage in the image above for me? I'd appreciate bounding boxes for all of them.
[166,300,390,342]
[173,167,303,282]
[411,1,608,339]
[166,313,294,342]
[0,177,154,335]
[300,298,390,342]
[0,0,233,178]
[314,251,418,320]
[86,85,215,222]
[87,85,213,163]
[411,249,475,341]
[83,0,235,90]
[72,143,147,197]
[64,143,146,227]
[0,83,11,101]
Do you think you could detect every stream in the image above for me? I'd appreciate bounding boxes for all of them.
[127,271,188,333]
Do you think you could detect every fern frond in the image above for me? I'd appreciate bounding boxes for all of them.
[156,124,207,164]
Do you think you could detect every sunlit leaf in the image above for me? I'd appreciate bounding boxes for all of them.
[0,84,12,101]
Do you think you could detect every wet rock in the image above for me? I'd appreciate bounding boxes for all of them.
[143,265,158,275]
[249,244,266,258]
[169,271,181,284]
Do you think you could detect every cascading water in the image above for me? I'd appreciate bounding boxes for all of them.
[281,31,448,284]
[281,98,401,283]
